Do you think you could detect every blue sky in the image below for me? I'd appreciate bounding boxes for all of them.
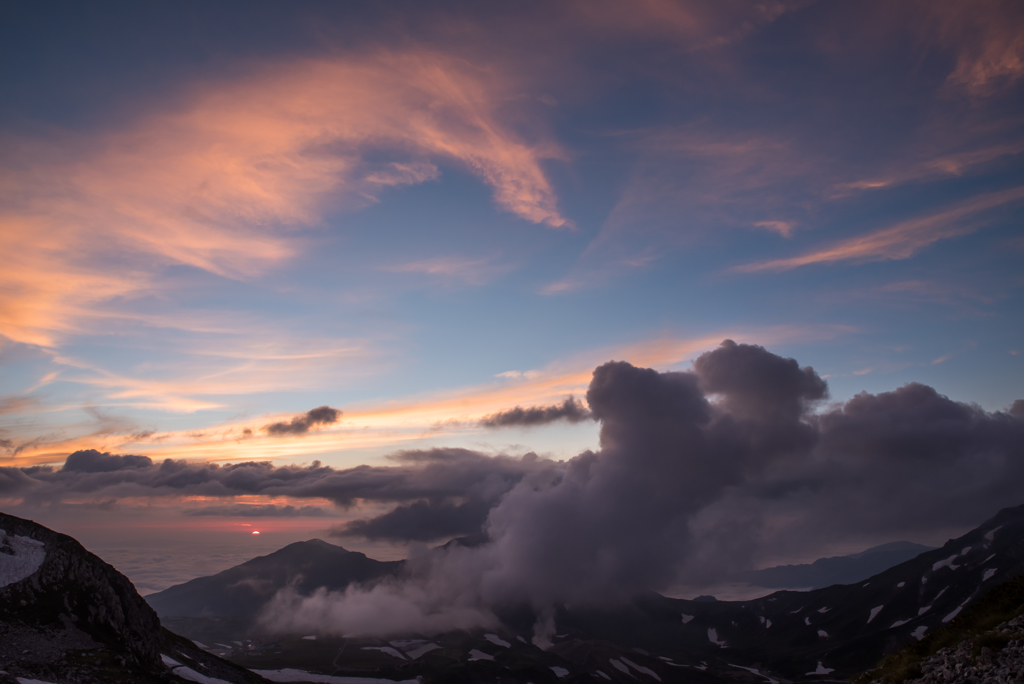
[1,0,1023,591]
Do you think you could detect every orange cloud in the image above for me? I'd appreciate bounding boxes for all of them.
[0,51,569,349]
[735,186,1024,273]
[927,0,1024,95]
[2,324,851,468]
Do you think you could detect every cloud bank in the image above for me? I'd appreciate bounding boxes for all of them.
[3,341,1022,641]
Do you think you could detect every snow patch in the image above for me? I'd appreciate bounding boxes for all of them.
[890,619,910,628]
[621,657,661,681]
[919,605,932,616]
[680,613,694,624]
[171,666,233,684]
[0,530,46,588]
[806,662,834,676]
[912,626,928,641]
[817,630,828,638]
[550,667,569,678]
[516,636,527,643]
[484,634,510,648]
[468,649,493,662]
[302,635,316,641]
[403,643,441,659]
[254,670,420,684]
[595,671,612,680]
[985,526,1002,541]
[729,663,779,684]
[983,554,995,563]
[804,617,811,626]
[868,605,884,624]
[609,659,634,677]
[897,582,905,588]
[765,619,771,628]
[932,554,960,572]
[17,679,59,684]
[162,655,183,668]
[942,599,970,623]
[982,568,997,582]
[790,607,803,614]
[817,607,830,613]
[707,628,727,648]
[362,647,406,660]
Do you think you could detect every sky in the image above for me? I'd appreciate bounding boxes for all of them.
[1,0,1023,602]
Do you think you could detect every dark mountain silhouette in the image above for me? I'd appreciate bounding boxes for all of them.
[746,540,937,589]
[146,538,402,618]
[153,503,1024,684]
[0,511,268,684]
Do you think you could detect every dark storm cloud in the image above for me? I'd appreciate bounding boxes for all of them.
[479,397,592,428]
[257,341,1024,642]
[263,406,341,435]
[694,339,827,422]
[61,449,154,473]
[5,341,1024,641]
[2,446,557,543]
[332,498,493,542]
[183,504,334,517]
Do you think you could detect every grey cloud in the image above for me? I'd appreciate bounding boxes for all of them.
[183,504,334,518]
[0,438,12,449]
[332,498,493,542]
[254,340,1024,642]
[62,449,154,473]
[1010,399,1024,419]
[5,447,557,547]
[694,339,827,422]
[264,405,341,435]
[479,397,592,428]
[6,341,1024,642]
[0,467,36,494]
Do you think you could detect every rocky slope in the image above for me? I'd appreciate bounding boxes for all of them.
[900,616,1024,684]
[0,511,268,684]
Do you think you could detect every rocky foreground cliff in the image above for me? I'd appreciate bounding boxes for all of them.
[0,511,267,684]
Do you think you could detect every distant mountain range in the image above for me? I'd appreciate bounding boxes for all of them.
[746,540,937,590]
[145,503,1024,683]
[3,505,1024,683]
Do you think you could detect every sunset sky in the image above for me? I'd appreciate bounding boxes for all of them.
[2,1,1023,595]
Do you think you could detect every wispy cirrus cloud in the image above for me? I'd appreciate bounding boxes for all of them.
[382,255,514,287]
[735,186,1024,273]
[0,50,569,349]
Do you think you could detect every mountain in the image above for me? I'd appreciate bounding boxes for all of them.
[146,538,402,618]
[0,511,269,684]
[153,503,1024,684]
[746,540,937,589]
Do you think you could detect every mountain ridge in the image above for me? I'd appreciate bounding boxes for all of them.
[0,510,270,684]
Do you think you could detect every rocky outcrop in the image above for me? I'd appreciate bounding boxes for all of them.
[0,512,163,673]
[0,511,270,683]
[878,616,1024,684]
